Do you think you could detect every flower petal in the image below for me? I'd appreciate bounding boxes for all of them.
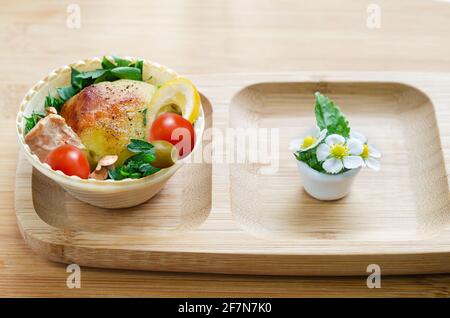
[303,126,320,138]
[316,143,331,161]
[365,157,381,171]
[317,129,328,143]
[350,130,367,144]
[343,155,364,169]
[325,134,345,146]
[303,143,317,152]
[368,144,381,158]
[289,138,303,152]
[347,138,364,155]
[301,129,329,151]
[323,158,344,174]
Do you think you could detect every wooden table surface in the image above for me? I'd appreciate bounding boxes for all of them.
[1,0,450,297]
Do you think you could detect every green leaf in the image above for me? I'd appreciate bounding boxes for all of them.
[71,67,99,91]
[101,56,116,69]
[24,111,45,134]
[128,151,156,164]
[127,139,154,153]
[107,139,159,180]
[130,60,144,73]
[71,67,82,90]
[314,92,350,137]
[136,60,144,73]
[76,57,144,85]
[57,86,77,102]
[125,151,155,167]
[93,70,116,83]
[74,69,108,80]
[139,163,160,177]
[129,172,142,179]
[122,152,156,176]
[73,68,110,90]
[110,67,141,80]
[112,55,133,67]
[295,147,325,173]
[45,92,65,112]
[108,167,126,180]
[119,167,131,177]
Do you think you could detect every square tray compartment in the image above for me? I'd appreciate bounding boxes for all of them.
[15,72,450,276]
[230,82,448,241]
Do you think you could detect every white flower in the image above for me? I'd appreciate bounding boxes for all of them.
[350,130,381,171]
[289,126,327,153]
[316,134,364,174]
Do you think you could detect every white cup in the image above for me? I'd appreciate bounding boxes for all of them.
[296,161,361,200]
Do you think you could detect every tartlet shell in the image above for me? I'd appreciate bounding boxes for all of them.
[16,56,205,208]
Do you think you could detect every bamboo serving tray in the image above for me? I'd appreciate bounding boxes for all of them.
[15,72,450,276]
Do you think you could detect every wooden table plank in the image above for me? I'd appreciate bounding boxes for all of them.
[1,0,450,297]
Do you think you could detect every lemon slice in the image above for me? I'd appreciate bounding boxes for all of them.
[146,77,200,125]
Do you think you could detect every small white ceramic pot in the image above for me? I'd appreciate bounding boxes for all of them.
[296,161,361,200]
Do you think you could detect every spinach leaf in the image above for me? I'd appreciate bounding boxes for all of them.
[24,111,45,134]
[101,56,116,69]
[108,166,127,180]
[74,64,142,84]
[129,172,142,179]
[125,151,156,165]
[74,69,108,80]
[45,92,65,112]
[108,139,159,180]
[110,66,141,80]
[113,55,133,67]
[130,60,144,74]
[93,70,117,83]
[57,86,77,102]
[314,92,350,138]
[139,163,160,177]
[127,139,154,153]
[71,67,82,90]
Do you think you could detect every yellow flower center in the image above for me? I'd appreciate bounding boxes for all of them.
[361,144,369,159]
[330,143,348,159]
[302,136,316,149]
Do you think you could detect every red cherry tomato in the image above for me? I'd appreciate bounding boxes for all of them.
[148,113,195,158]
[45,144,90,179]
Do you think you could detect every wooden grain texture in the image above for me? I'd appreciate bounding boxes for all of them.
[2,0,450,297]
[14,72,450,276]
[230,81,447,241]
